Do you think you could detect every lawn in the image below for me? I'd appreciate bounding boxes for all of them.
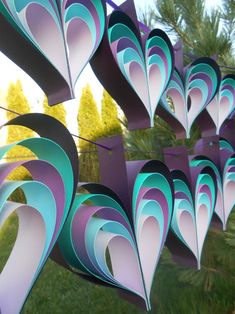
[0,213,235,314]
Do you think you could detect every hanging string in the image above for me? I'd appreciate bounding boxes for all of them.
[0,105,228,159]
[0,106,20,116]
[71,133,112,151]
[0,140,221,161]
[0,106,112,151]
[106,0,235,71]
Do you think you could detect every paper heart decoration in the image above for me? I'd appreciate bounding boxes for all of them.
[90,0,174,130]
[59,161,174,310]
[192,136,235,230]
[191,152,235,231]
[159,58,221,138]
[190,157,224,230]
[219,119,235,149]
[221,154,235,227]
[0,114,77,314]
[0,0,106,104]
[206,75,235,135]
[170,167,217,269]
[219,138,234,153]
[107,15,173,127]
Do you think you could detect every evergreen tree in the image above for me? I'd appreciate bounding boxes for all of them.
[101,90,122,137]
[6,80,33,182]
[43,96,67,126]
[124,116,200,161]
[144,0,234,68]
[78,85,102,150]
[78,85,102,182]
[137,3,156,29]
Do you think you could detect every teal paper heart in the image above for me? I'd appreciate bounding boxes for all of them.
[59,167,173,310]
[206,74,235,134]
[0,0,105,100]
[160,59,220,138]
[0,114,76,313]
[171,168,216,269]
[108,12,173,127]
[219,138,234,153]
[191,153,235,230]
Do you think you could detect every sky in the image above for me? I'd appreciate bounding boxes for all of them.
[0,0,222,139]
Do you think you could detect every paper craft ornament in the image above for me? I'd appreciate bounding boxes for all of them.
[159,58,221,138]
[219,138,234,153]
[206,75,235,135]
[59,136,174,310]
[164,147,217,269]
[91,0,174,130]
[219,119,235,149]
[0,114,77,314]
[193,136,235,230]
[0,0,106,104]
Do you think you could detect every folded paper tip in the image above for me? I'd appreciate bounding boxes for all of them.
[144,298,152,312]
[197,261,201,271]
[186,131,191,139]
[222,222,227,232]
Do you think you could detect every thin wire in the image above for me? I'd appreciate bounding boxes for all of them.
[0,106,112,151]
[0,139,221,161]
[71,133,112,151]
[0,106,20,116]
[0,106,223,158]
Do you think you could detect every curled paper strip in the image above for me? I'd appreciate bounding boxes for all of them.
[219,119,235,149]
[0,0,106,104]
[193,136,235,230]
[190,157,224,230]
[219,138,234,153]
[169,167,217,269]
[159,59,221,138]
[206,74,235,135]
[0,114,77,314]
[192,150,235,230]
[191,151,235,231]
[59,160,174,310]
[221,153,235,228]
[91,0,174,130]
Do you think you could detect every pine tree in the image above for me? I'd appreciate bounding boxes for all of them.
[101,90,122,137]
[43,96,67,126]
[146,0,234,69]
[6,80,33,181]
[124,115,199,161]
[78,85,102,182]
[78,85,102,150]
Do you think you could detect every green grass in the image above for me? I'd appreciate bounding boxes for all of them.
[0,213,235,314]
